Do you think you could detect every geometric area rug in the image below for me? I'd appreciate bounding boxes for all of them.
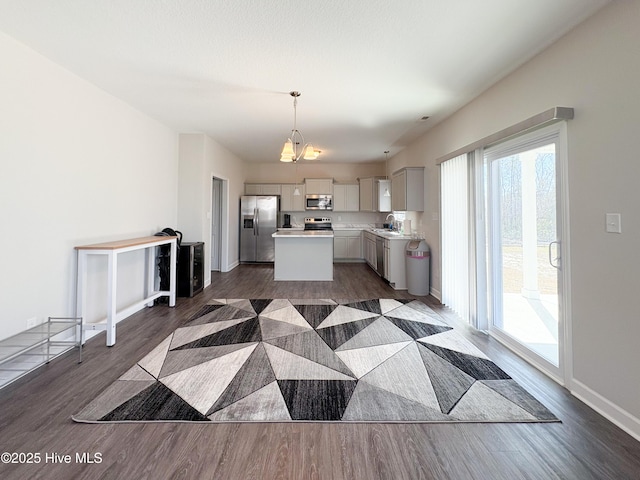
[73,299,559,423]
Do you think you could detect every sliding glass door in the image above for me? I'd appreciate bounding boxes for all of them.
[485,125,567,379]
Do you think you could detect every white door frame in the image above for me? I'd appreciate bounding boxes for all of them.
[211,177,223,271]
[485,122,572,386]
[209,174,229,277]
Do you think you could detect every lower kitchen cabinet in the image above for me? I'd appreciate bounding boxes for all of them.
[363,231,377,269]
[363,231,409,289]
[333,231,363,261]
[384,238,408,290]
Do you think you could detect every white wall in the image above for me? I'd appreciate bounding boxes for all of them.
[178,133,246,282]
[0,32,178,340]
[393,1,640,433]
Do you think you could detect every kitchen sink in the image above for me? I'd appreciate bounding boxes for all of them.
[370,228,401,235]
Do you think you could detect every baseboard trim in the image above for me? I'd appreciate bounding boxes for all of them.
[225,260,240,272]
[430,287,442,301]
[571,379,640,442]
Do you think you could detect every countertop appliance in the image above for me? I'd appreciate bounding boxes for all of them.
[304,217,333,231]
[240,195,279,262]
[282,213,292,228]
[305,194,332,211]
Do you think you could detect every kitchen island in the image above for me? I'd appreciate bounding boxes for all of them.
[272,230,334,281]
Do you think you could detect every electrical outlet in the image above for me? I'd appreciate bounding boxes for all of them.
[26,317,38,329]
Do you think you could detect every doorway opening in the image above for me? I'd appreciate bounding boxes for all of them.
[211,177,224,272]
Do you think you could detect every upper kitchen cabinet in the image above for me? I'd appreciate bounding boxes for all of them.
[245,184,282,195]
[391,167,424,211]
[359,177,391,212]
[359,177,374,211]
[280,184,305,211]
[304,178,333,195]
[333,184,359,212]
[376,179,391,212]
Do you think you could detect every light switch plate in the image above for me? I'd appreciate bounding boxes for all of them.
[606,213,622,233]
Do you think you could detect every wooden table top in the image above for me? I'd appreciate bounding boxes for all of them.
[75,236,178,250]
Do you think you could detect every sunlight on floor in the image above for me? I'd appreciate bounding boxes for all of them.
[502,293,558,365]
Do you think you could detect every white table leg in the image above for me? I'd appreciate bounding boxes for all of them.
[106,251,118,346]
[169,239,177,307]
[75,250,87,345]
[146,246,156,307]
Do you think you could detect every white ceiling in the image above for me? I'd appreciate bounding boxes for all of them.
[0,0,609,163]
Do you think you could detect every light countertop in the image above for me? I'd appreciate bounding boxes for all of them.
[272,230,334,238]
[276,226,415,240]
[365,229,414,240]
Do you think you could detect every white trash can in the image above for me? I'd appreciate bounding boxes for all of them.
[405,240,430,296]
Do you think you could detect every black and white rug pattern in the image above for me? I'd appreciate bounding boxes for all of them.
[73,299,559,423]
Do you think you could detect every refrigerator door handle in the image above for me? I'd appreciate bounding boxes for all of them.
[254,208,258,236]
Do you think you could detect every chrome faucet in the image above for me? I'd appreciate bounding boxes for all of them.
[385,213,396,230]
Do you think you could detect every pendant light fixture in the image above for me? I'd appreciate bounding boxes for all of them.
[279,91,320,163]
[384,150,391,197]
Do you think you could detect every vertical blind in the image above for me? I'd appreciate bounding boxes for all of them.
[441,154,470,322]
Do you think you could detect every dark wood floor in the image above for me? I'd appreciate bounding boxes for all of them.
[1,264,639,479]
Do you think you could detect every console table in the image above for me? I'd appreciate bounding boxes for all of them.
[75,236,177,347]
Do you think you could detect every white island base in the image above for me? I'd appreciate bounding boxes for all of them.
[272,231,333,281]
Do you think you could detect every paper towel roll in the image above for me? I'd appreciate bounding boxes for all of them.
[403,219,411,235]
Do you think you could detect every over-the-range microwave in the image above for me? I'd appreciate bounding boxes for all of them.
[305,194,333,210]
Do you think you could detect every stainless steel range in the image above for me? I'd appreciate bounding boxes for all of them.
[304,217,333,231]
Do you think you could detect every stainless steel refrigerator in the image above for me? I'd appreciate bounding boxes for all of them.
[240,195,279,262]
